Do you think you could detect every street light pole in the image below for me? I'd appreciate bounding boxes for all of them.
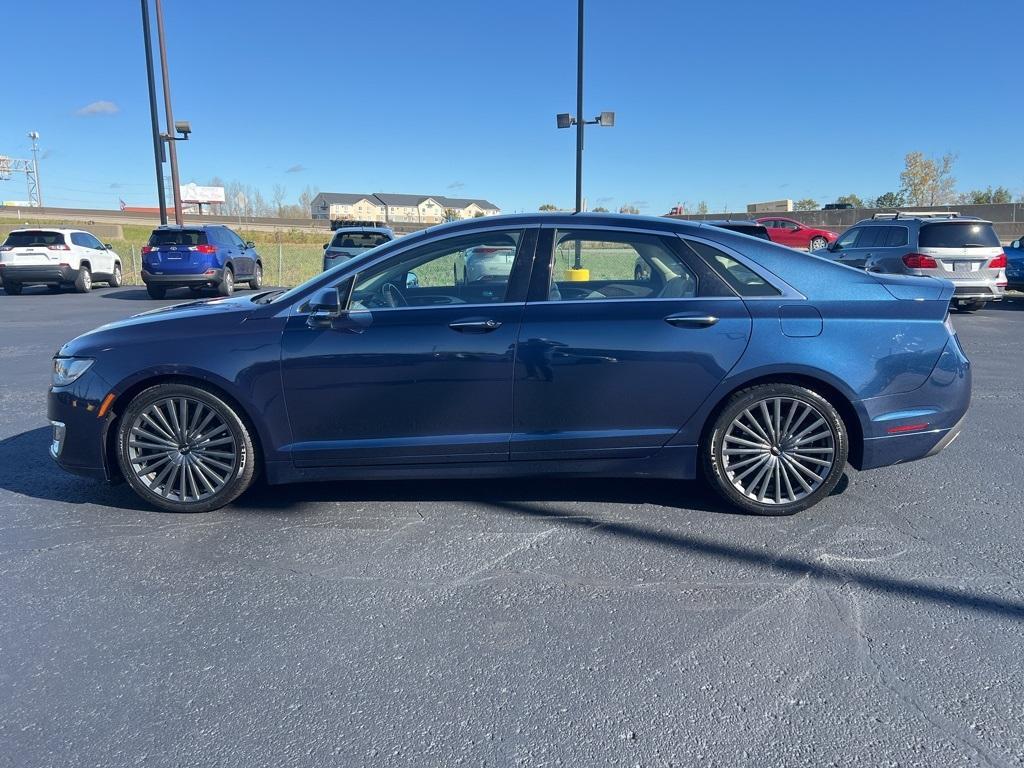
[575,0,585,215]
[154,0,183,225]
[140,0,167,225]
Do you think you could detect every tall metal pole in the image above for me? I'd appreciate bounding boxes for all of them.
[28,132,43,208]
[575,0,584,214]
[140,0,167,224]
[154,0,183,225]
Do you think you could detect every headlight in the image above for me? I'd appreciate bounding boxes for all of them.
[52,357,94,387]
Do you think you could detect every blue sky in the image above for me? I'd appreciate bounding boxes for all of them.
[2,0,1021,214]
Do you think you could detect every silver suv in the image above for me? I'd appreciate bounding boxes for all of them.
[823,212,1006,311]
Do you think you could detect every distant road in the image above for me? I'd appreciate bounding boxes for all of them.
[0,205,329,233]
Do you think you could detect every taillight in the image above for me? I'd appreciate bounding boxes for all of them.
[902,253,938,269]
[195,244,217,254]
[988,252,1007,269]
[141,246,154,254]
[47,244,70,251]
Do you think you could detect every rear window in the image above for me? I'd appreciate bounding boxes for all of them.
[331,232,390,249]
[148,229,208,247]
[3,230,65,247]
[919,222,1000,248]
[856,227,887,248]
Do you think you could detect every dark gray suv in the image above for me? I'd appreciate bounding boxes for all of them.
[822,213,1006,311]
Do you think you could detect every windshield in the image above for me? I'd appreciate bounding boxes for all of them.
[269,236,398,304]
[3,230,64,247]
[919,222,1000,248]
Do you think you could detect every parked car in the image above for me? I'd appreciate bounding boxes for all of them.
[823,203,855,210]
[460,244,517,283]
[48,213,970,517]
[821,213,1006,311]
[756,217,838,251]
[1005,237,1024,291]
[322,226,394,271]
[636,220,770,279]
[141,225,262,299]
[0,228,122,294]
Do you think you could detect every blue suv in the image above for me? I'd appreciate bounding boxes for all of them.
[141,225,263,299]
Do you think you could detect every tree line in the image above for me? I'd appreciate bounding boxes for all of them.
[206,177,320,218]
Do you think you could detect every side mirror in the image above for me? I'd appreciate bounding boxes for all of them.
[322,243,329,249]
[1012,240,1020,250]
[103,243,113,250]
[307,288,341,328]
[406,271,420,289]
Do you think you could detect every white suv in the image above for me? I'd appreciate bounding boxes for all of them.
[0,228,123,294]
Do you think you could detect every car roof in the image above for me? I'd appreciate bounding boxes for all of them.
[8,227,90,234]
[332,226,394,234]
[854,215,990,226]
[152,224,225,230]
[412,211,708,236]
[701,219,765,227]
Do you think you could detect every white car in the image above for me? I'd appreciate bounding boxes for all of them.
[0,228,123,294]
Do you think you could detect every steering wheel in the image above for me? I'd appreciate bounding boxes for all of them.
[380,282,408,308]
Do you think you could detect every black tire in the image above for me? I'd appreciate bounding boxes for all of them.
[703,383,848,516]
[3,282,23,295]
[248,262,263,290]
[74,265,92,293]
[218,266,235,296]
[146,285,167,299]
[116,382,257,513]
[108,262,122,287]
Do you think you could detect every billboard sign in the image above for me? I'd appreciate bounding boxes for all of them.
[179,183,226,204]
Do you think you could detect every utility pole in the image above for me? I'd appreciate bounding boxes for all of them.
[27,132,42,207]
[140,0,167,225]
[154,0,183,225]
[575,0,585,214]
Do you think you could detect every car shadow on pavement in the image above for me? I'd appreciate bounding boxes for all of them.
[99,287,197,301]
[987,297,1024,311]
[0,427,150,511]
[478,498,1024,623]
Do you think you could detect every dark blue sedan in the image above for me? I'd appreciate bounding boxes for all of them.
[1005,237,1024,291]
[48,213,971,516]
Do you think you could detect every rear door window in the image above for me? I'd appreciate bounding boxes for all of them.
[856,227,886,248]
[684,240,780,297]
[919,222,1001,248]
[4,230,65,247]
[148,229,208,247]
[883,226,909,247]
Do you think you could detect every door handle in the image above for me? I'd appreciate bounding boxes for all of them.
[664,312,719,328]
[449,318,502,333]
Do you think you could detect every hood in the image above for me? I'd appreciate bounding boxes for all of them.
[869,272,954,302]
[57,293,259,357]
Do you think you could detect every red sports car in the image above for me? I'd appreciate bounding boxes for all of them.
[756,217,838,251]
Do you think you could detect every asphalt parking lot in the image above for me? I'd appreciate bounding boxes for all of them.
[1,286,1023,767]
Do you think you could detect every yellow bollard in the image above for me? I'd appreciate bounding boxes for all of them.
[566,268,590,281]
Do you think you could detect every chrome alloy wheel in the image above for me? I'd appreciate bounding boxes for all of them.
[126,397,238,502]
[722,397,835,505]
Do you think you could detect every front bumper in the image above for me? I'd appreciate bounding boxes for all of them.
[47,371,117,482]
[141,268,223,286]
[857,335,971,470]
[1,263,75,284]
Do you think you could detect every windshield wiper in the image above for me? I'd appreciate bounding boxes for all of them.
[252,288,286,304]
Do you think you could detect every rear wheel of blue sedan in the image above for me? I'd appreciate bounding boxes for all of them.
[704,384,848,515]
[116,383,256,513]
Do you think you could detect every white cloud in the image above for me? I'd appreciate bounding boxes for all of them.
[75,100,120,116]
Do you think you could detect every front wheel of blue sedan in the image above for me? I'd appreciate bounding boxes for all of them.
[116,383,257,513]
[704,384,848,516]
